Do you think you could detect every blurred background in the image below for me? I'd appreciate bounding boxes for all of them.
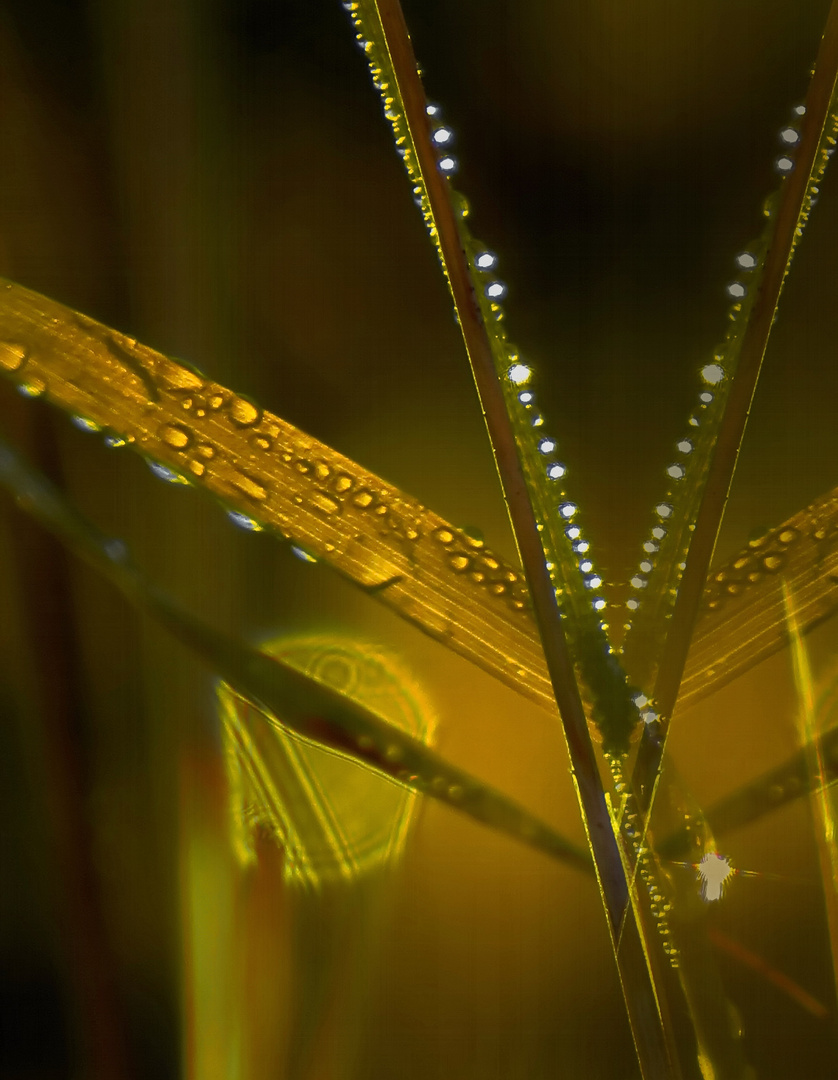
[0,0,837,1077]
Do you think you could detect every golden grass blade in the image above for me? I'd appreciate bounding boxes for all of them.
[679,485,838,716]
[2,278,838,730]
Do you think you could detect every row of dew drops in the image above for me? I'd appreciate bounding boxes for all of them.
[620,100,827,692]
[343,0,820,672]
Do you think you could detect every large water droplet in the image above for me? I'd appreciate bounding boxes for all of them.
[18,380,45,398]
[0,342,27,371]
[507,363,531,385]
[160,423,193,450]
[229,396,262,427]
[352,489,374,509]
[701,363,725,385]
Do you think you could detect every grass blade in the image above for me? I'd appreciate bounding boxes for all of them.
[628,0,838,825]
[0,429,591,874]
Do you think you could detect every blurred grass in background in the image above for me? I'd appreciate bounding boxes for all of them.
[0,1,837,1077]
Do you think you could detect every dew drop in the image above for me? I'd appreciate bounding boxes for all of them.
[438,155,457,173]
[655,503,673,520]
[291,545,318,564]
[701,363,725,385]
[726,282,747,300]
[676,439,694,454]
[251,435,273,452]
[573,540,589,553]
[0,342,27,371]
[448,554,471,572]
[538,438,556,454]
[18,380,45,398]
[776,155,795,173]
[189,460,205,477]
[314,462,331,481]
[626,598,640,611]
[547,463,566,479]
[352,489,375,508]
[196,443,216,459]
[474,250,497,270]
[763,554,784,571]
[71,415,101,433]
[485,281,507,300]
[518,390,533,403]
[159,422,193,450]
[666,464,686,480]
[433,527,455,544]
[735,251,757,270]
[699,391,714,403]
[558,502,577,519]
[508,363,531,385]
[630,576,648,589]
[148,460,189,485]
[166,367,204,392]
[778,528,799,544]
[104,434,127,448]
[333,473,354,493]
[640,560,653,573]
[208,394,225,410]
[227,397,261,426]
[228,510,262,531]
[779,126,800,146]
[565,526,581,540]
[431,126,453,146]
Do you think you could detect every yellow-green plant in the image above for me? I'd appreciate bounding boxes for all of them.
[1,2,838,1078]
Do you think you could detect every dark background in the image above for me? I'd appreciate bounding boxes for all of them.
[0,1,836,1077]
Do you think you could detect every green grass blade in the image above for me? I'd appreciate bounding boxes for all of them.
[0,430,591,874]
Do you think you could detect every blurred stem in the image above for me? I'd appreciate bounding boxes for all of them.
[0,401,132,1080]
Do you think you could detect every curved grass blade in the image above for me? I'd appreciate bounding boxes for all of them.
[0,430,591,874]
[679,483,838,716]
[2,280,838,734]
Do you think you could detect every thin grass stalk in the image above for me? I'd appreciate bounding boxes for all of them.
[363,2,681,1074]
[782,580,838,1010]
[631,0,838,817]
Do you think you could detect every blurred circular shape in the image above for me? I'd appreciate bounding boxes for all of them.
[218,634,437,889]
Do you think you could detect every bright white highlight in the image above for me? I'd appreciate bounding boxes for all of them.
[697,852,735,902]
[508,363,531,385]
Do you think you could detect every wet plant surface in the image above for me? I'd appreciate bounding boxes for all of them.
[1,2,838,1077]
